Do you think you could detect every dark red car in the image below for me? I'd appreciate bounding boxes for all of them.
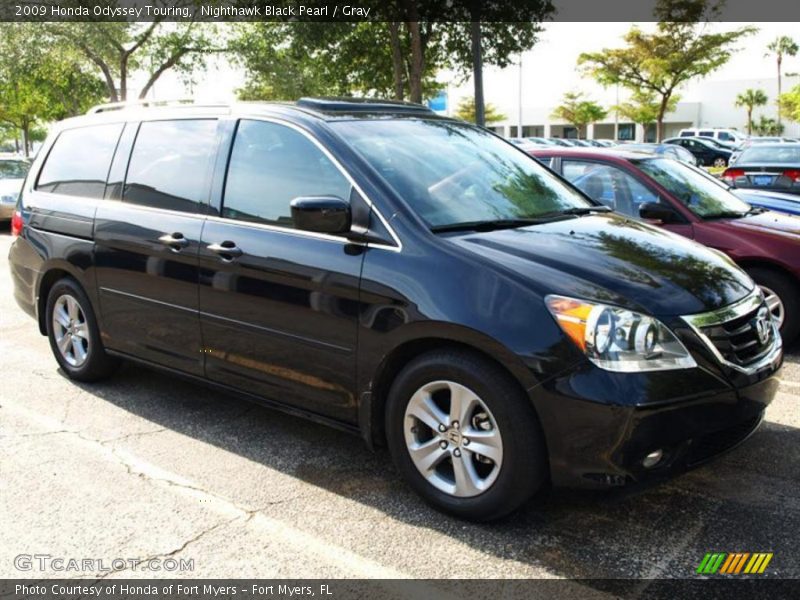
[531,148,800,343]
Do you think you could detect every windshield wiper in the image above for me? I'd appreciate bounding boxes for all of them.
[746,206,768,215]
[555,206,613,215]
[704,211,748,220]
[431,217,567,233]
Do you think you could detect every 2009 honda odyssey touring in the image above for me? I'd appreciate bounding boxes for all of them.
[9,99,783,520]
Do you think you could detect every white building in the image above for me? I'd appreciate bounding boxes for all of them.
[441,23,800,141]
[474,75,800,141]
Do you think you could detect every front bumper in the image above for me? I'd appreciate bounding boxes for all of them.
[533,290,783,489]
[537,367,780,488]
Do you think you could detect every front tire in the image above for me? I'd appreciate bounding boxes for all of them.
[45,278,119,382]
[746,267,800,344]
[713,157,728,168]
[385,349,547,521]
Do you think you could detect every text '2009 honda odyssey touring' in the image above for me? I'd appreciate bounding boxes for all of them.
[9,99,783,520]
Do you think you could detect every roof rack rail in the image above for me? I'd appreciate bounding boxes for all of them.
[86,98,230,114]
[296,97,434,114]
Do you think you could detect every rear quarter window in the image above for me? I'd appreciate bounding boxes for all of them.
[36,123,124,198]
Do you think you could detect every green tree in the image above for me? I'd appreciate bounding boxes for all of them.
[766,36,799,125]
[751,115,785,136]
[614,90,679,132]
[779,84,800,124]
[0,24,105,155]
[579,0,755,141]
[551,92,607,138]
[454,97,506,124]
[233,18,553,104]
[734,88,768,135]
[49,17,220,102]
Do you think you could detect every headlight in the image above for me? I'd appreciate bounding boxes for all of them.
[545,295,697,372]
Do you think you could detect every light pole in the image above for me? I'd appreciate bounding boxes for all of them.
[518,54,524,137]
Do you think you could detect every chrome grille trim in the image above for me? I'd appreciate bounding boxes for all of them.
[682,288,783,375]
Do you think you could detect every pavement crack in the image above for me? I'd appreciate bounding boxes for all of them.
[93,516,239,580]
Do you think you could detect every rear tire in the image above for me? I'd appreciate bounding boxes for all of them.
[746,267,800,345]
[45,278,119,382]
[385,349,547,521]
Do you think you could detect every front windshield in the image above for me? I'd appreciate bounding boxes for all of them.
[0,160,29,179]
[331,119,592,229]
[634,158,752,218]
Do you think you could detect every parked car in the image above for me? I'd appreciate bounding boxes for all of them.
[593,139,618,147]
[0,155,30,220]
[733,189,800,216]
[679,128,747,146]
[546,137,573,147]
[525,137,555,146]
[663,137,732,167]
[531,147,800,342]
[507,137,541,152]
[623,143,698,166]
[722,143,800,196]
[731,137,799,163]
[10,99,782,520]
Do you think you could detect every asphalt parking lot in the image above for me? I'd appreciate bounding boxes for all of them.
[1,230,799,585]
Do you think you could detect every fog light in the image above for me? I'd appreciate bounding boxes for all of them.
[642,449,663,468]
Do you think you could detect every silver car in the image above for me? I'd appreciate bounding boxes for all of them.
[0,156,30,219]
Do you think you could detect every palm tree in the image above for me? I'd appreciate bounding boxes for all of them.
[735,88,768,135]
[766,36,799,125]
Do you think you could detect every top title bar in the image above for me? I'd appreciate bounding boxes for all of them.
[4,0,800,22]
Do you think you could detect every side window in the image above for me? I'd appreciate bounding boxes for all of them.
[36,124,123,198]
[718,132,733,141]
[123,119,217,213]
[699,131,714,138]
[563,160,660,218]
[222,120,352,229]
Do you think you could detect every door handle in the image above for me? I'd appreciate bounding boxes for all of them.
[207,241,243,261]
[158,232,189,251]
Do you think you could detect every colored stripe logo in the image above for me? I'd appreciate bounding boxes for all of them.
[697,552,773,574]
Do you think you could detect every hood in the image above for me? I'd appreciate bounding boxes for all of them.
[449,213,753,316]
[724,210,800,239]
[735,190,800,216]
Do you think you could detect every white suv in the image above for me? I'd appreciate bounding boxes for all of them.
[679,128,747,147]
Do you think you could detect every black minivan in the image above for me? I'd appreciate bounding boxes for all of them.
[9,99,783,520]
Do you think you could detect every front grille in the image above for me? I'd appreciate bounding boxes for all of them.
[699,304,774,366]
[687,415,762,466]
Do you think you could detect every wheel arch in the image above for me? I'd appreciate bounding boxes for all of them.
[362,335,543,450]
[36,264,85,335]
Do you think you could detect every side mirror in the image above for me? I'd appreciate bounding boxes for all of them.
[639,202,679,224]
[290,196,351,234]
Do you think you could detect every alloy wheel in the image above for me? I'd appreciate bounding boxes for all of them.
[52,294,90,368]
[760,285,785,330]
[403,380,503,498]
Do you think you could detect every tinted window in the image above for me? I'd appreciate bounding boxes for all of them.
[739,145,800,164]
[634,158,751,218]
[699,131,714,137]
[37,124,123,198]
[562,160,660,217]
[123,120,217,213]
[331,119,592,229]
[718,132,733,141]
[223,120,352,228]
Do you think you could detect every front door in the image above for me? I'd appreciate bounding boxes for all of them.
[198,119,364,422]
[94,118,220,375]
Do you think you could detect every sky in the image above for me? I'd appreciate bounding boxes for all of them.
[148,22,799,107]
